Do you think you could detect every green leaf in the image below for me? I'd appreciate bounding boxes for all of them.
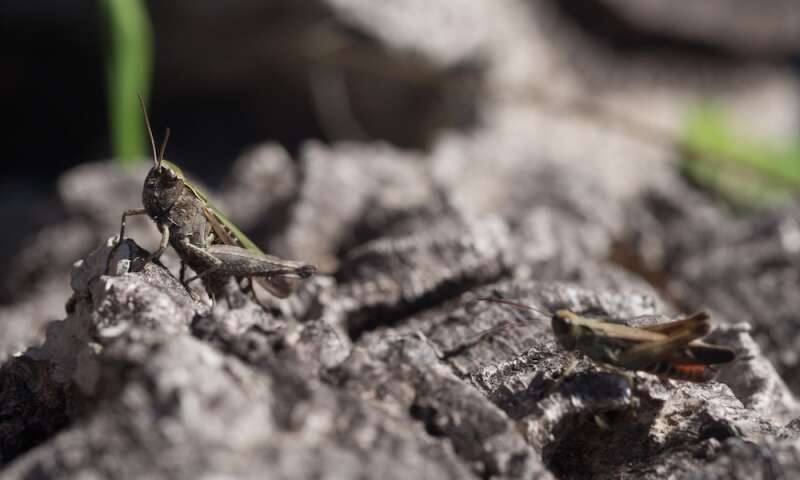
[680,105,800,209]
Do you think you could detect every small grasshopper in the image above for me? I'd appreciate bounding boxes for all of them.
[112,95,316,301]
[478,297,735,382]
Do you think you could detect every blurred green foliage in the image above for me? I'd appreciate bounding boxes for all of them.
[681,106,800,209]
[100,0,153,166]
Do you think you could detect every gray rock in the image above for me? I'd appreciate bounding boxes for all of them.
[6,333,477,480]
[217,143,300,240]
[0,162,168,364]
[271,141,440,271]
[2,168,797,479]
[331,332,550,479]
[3,237,475,479]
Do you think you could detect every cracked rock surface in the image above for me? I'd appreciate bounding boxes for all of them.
[3,149,799,477]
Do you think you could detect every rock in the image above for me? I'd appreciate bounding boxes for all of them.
[271,141,439,270]
[331,332,550,479]
[217,143,300,239]
[2,238,479,478]
[2,162,798,478]
[334,216,511,337]
[0,162,165,359]
[6,333,479,479]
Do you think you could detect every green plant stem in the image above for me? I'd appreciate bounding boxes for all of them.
[101,0,153,166]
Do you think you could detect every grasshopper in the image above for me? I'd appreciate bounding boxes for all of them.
[479,297,735,382]
[112,95,316,301]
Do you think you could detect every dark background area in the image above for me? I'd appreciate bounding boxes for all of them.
[0,1,483,193]
[1,2,327,186]
[2,0,798,188]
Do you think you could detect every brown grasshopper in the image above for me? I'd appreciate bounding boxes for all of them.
[479,297,735,382]
[112,95,316,302]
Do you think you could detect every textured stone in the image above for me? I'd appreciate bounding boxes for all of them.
[331,332,550,479]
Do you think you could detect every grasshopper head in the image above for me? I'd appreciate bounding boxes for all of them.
[142,162,184,218]
[551,310,578,351]
[138,94,184,218]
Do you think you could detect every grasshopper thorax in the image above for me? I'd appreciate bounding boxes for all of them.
[142,163,184,220]
[551,310,578,351]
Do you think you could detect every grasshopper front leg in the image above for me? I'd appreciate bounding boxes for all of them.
[118,208,148,243]
[106,208,150,274]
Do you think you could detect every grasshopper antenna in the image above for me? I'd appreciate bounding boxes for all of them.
[157,128,171,167]
[476,297,552,317]
[137,93,160,169]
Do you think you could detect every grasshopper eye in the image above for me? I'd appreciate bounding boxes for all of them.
[551,311,578,350]
[551,312,572,337]
[164,167,177,180]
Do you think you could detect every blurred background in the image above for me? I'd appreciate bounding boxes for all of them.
[1,0,485,184]
[1,0,487,265]
[4,1,797,188]
[2,0,800,383]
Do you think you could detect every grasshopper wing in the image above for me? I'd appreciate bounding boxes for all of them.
[614,316,710,371]
[202,205,264,253]
[638,312,735,365]
[637,312,710,335]
[618,317,734,381]
[636,311,734,362]
[253,276,296,299]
